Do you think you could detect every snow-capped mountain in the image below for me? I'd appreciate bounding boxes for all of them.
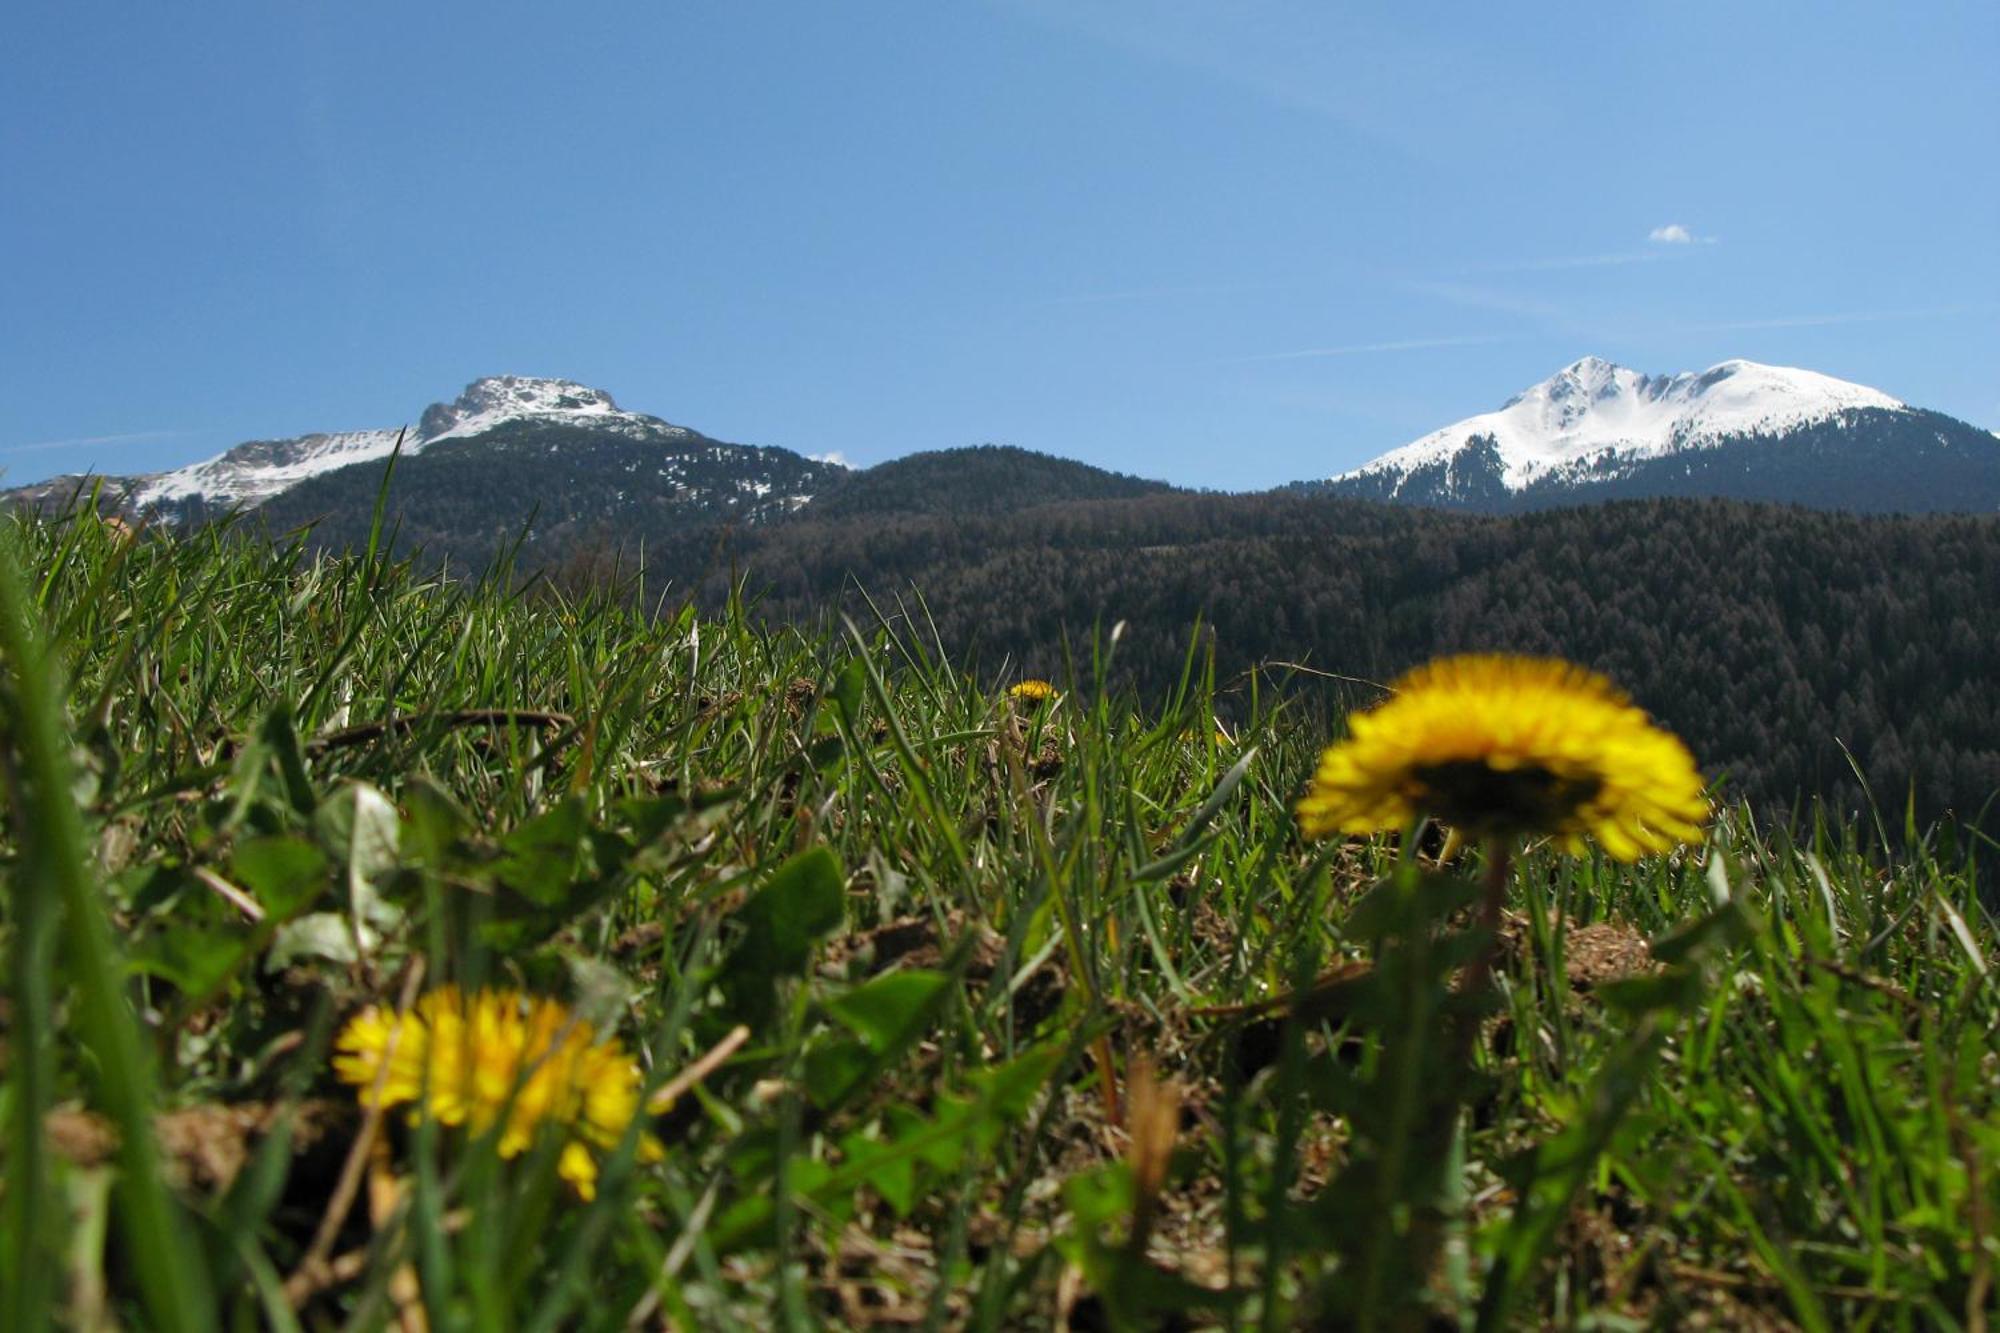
[4,374,871,574]
[1340,357,1901,494]
[133,428,416,508]
[127,376,688,511]
[1321,357,1999,513]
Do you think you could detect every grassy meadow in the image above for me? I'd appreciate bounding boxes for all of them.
[2,506,1997,1330]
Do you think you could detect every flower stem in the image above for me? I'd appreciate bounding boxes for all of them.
[1456,836,1513,1059]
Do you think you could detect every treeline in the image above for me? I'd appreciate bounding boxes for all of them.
[801,444,1175,520]
[636,493,2000,831]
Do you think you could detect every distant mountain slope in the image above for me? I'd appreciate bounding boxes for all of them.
[245,431,1180,571]
[12,376,690,517]
[250,418,841,571]
[255,440,1178,572]
[5,386,1186,572]
[1318,357,2000,513]
[804,444,1173,520]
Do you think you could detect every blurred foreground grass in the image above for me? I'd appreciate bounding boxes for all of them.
[2,507,1996,1330]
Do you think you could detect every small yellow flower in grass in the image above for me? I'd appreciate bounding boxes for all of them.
[1007,679,1056,703]
[1296,654,1706,860]
[333,986,663,1201]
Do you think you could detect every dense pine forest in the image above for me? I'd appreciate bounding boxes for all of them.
[640,491,2000,838]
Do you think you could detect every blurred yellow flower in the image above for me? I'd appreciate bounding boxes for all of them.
[1008,679,1056,703]
[333,985,662,1200]
[1295,654,1705,861]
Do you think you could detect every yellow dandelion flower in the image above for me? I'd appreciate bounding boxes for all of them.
[1295,654,1706,861]
[1008,679,1056,703]
[333,986,664,1201]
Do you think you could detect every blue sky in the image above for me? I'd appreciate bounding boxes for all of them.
[5,0,1995,490]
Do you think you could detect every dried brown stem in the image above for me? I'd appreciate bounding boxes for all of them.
[305,710,574,756]
[285,956,425,1307]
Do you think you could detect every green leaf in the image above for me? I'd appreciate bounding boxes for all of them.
[494,798,588,907]
[266,913,363,969]
[733,847,846,977]
[966,1042,1063,1121]
[399,776,472,864]
[804,734,845,770]
[721,846,846,1027]
[826,969,950,1051]
[314,782,402,919]
[802,1040,874,1108]
[801,969,953,1110]
[841,1127,919,1217]
[130,924,249,1001]
[229,837,328,920]
[831,659,866,732]
[258,707,316,818]
[1063,1161,1136,1231]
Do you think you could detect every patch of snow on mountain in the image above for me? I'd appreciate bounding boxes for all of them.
[136,428,412,507]
[1337,357,1905,493]
[417,375,675,445]
[130,377,696,511]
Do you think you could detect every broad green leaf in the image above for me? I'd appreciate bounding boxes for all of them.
[314,782,402,921]
[494,798,587,907]
[731,846,845,979]
[830,659,866,732]
[840,1128,919,1217]
[129,924,248,1000]
[266,913,365,969]
[826,969,950,1051]
[803,1040,874,1107]
[722,846,846,1027]
[229,836,328,919]
[968,1043,1064,1121]
[400,775,472,863]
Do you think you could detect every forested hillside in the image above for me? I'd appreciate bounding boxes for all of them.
[249,422,843,568]
[801,444,1174,520]
[643,493,2000,832]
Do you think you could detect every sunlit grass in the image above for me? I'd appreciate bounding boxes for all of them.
[2,504,1995,1329]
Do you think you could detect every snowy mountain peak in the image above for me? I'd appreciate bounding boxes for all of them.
[416,376,628,443]
[115,375,690,512]
[1338,357,1906,494]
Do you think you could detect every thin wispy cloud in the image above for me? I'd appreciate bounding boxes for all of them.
[1648,223,1717,246]
[1036,280,1285,307]
[1671,305,1985,334]
[1407,280,1574,326]
[1479,250,1675,273]
[1219,334,1511,365]
[0,429,190,456]
[996,0,1432,155]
